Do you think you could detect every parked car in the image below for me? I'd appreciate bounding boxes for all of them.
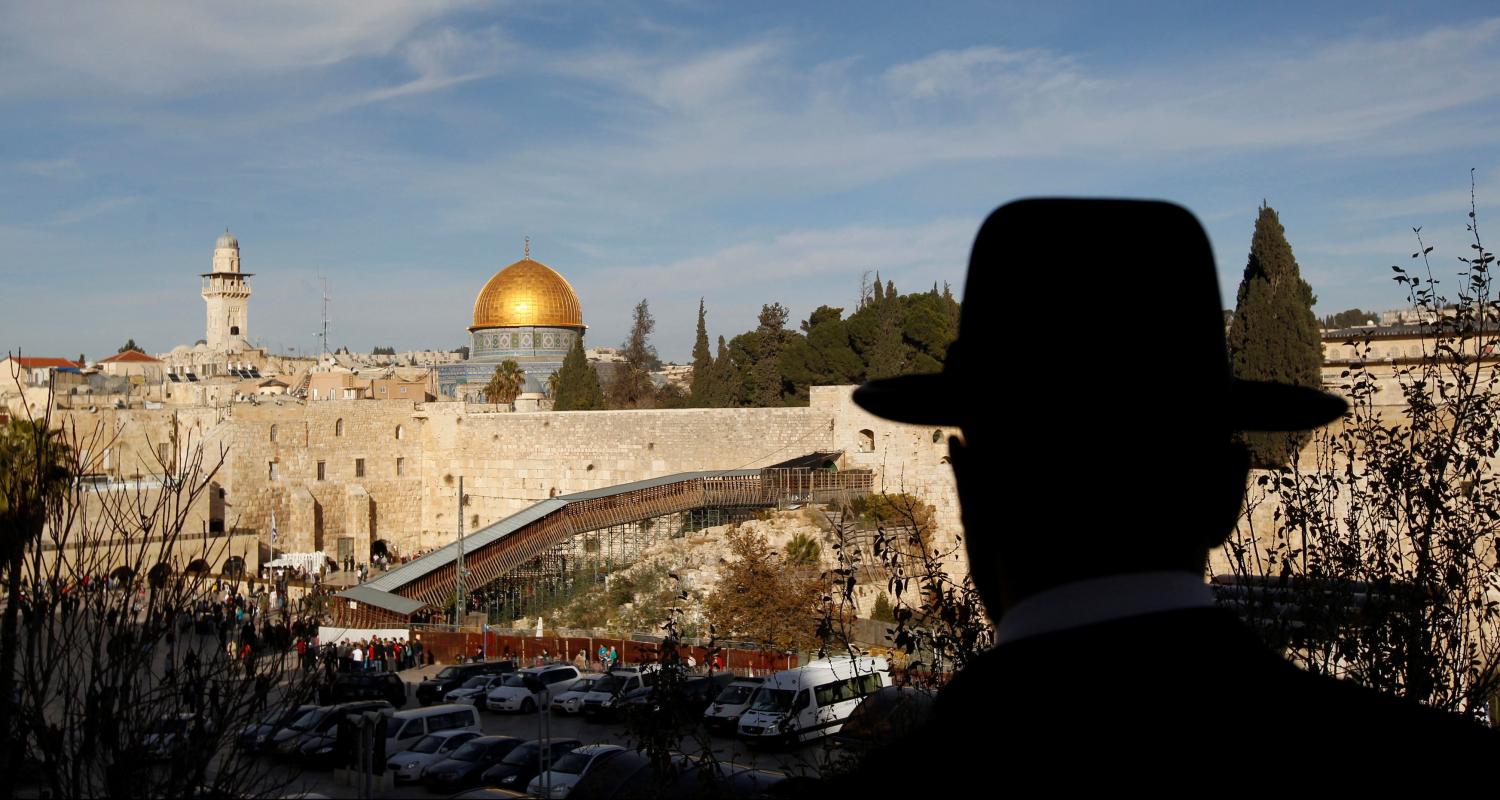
[386,729,482,784]
[565,750,786,800]
[445,674,509,706]
[579,665,659,720]
[330,669,407,707]
[831,685,935,758]
[143,713,214,761]
[484,665,581,713]
[422,735,525,793]
[479,738,582,792]
[416,660,517,705]
[238,704,319,751]
[267,701,391,763]
[296,701,398,769]
[527,744,626,799]
[702,678,764,736]
[550,674,604,715]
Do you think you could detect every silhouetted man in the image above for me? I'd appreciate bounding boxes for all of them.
[844,199,1496,787]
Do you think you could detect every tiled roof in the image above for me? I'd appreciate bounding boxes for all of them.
[8,357,81,369]
[99,350,162,364]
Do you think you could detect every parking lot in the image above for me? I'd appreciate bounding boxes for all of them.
[263,664,836,799]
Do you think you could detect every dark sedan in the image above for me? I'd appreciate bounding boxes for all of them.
[422,735,524,793]
[416,660,517,706]
[618,674,736,719]
[237,704,318,752]
[479,738,583,792]
[330,670,407,707]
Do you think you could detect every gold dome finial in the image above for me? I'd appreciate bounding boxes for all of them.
[524,236,530,259]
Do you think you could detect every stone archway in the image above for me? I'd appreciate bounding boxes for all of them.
[147,562,172,590]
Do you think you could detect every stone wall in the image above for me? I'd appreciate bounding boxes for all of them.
[41,386,964,579]
[411,402,835,551]
[814,386,963,553]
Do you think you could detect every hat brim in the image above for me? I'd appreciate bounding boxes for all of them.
[852,375,1348,432]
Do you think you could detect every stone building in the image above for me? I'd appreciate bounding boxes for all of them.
[437,244,587,401]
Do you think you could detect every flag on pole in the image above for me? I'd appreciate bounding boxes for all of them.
[271,510,278,544]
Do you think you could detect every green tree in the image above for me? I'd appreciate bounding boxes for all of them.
[608,299,658,409]
[553,337,605,411]
[117,339,144,354]
[1226,202,1324,467]
[0,417,73,785]
[734,303,793,407]
[622,298,660,371]
[707,335,736,407]
[689,299,716,407]
[782,306,863,400]
[483,360,526,405]
[871,592,896,623]
[1321,308,1374,329]
[784,532,821,566]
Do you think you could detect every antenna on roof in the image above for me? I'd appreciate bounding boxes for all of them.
[316,276,331,356]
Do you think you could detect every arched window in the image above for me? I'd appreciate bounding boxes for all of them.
[395,424,404,440]
[269,424,278,442]
[335,419,344,437]
[858,429,875,453]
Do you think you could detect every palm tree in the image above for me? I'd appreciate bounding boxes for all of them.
[483,361,526,406]
[784,532,821,566]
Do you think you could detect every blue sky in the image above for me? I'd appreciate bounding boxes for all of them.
[3,1,1498,362]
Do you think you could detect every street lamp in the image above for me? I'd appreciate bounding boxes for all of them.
[522,674,552,798]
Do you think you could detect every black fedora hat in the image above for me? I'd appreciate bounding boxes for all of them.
[853,198,1347,430]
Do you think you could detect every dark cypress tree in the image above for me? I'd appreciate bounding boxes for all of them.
[1227,202,1324,467]
[689,299,715,407]
[553,336,605,411]
[710,335,736,407]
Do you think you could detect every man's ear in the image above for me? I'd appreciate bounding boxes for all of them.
[1205,439,1251,550]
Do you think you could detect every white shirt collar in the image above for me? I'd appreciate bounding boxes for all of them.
[995,571,1214,646]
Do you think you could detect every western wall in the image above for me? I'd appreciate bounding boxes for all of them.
[53,385,962,574]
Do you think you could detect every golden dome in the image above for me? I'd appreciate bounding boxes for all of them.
[471,257,585,331]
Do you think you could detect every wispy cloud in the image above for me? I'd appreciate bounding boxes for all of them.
[49,196,143,226]
[13,158,80,179]
[0,0,484,97]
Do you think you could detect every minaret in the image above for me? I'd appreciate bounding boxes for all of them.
[201,229,253,350]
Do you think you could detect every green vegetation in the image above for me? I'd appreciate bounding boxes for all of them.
[1320,308,1373,329]
[483,360,526,405]
[552,337,605,411]
[1226,203,1324,467]
[784,532,821,566]
[684,277,960,408]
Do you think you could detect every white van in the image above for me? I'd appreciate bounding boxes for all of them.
[736,657,890,747]
[383,703,481,756]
